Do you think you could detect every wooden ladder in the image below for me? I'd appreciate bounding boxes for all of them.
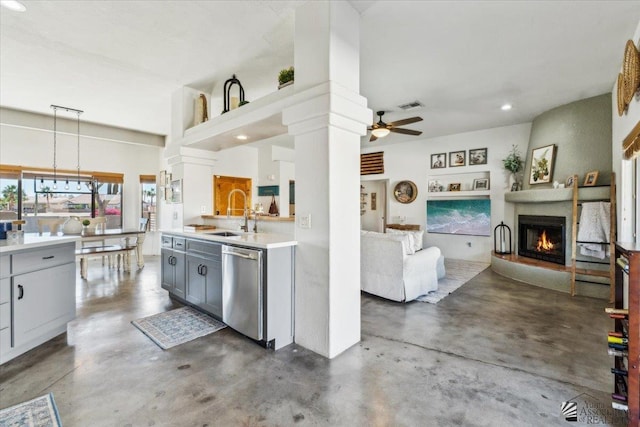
[570,172,616,302]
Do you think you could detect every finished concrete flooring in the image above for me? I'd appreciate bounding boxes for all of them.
[0,257,625,426]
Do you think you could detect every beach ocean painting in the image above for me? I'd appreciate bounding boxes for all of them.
[426,199,491,236]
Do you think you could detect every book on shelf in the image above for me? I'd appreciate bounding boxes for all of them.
[608,336,629,344]
[609,343,628,350]
[608,331,624,338]
[612,367,629,376]
[605,307,629,315]
[612,401,628,411]
[616,256,629,273]
[612,393,627,402]
[608,347,629,357]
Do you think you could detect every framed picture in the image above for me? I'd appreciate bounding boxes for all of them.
[529,144,556,184]
[583,170,599,186]
[449,151,465,167]
[430,153,446,169]
[427,199,491,236]
[511,182,520,192]
[469,148,488,165]
[393,180,418,204]
[170,179,182,203]
[428,180,444,192]
[473,178,489,190]
[448,183,461,191]
[566,175,575,188]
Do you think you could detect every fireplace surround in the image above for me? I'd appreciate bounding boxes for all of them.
[518,215,566,265]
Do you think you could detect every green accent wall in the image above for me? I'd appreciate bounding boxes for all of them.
[524,94,612,190]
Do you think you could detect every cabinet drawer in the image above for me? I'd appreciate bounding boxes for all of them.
[0,303,9,330]
[161,235,173,248]
[173,238,186,251]
[187,239,221,258]
[12,244,75,275]
[0,278,9,305]
[0,255,9,279]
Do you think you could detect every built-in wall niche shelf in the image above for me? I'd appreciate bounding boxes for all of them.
[427,170,491,198]
[179,84,295,152]
[504,185,611,203]
[428,190,490,198]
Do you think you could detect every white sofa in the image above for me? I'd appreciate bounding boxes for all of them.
[361,231,445,302]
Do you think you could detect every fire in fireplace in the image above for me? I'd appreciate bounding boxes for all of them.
[518,215,566,265]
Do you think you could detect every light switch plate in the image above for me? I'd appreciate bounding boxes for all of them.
[200,205,206,214]
[299,214,311,229]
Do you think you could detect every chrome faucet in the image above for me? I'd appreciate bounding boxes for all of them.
[227,188,249,232]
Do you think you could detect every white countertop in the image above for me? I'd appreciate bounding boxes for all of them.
[0,234,80,254]
[162,229,297,249]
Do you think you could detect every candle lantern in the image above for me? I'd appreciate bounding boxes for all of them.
[494,221,512,255]
[221,74,248,114]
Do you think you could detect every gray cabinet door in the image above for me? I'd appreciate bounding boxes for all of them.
[161,249,174,291]
[173,251,186,299]
[202,257,222,318]
[186,255,205,305]
[13,263,75,348]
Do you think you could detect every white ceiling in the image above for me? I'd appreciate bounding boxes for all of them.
[1,1,638,147]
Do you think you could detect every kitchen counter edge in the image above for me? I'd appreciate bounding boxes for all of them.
[0,235,80,253]
[162,230,297,249]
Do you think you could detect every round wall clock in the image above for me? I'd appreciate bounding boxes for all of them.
[393,180,418,204]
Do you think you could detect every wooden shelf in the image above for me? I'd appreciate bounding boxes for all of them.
[504,186,611,203]
[428,190,490,198]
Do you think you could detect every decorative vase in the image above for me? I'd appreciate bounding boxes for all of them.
[62,216,83,235]
[510,172,523,192]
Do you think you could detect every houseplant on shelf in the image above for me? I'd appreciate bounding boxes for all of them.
[278,66,294,89]
[503,145,524,191]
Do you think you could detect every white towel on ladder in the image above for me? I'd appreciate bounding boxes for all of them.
[577,202,610,259]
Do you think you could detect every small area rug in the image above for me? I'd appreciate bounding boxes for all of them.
[416,258,489,304]
[0,393,62,427]
[132,306,226,350]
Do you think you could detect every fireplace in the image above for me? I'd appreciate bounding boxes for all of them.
[518,215,566,265]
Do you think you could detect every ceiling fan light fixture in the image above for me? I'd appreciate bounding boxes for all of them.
[371,128,391,138]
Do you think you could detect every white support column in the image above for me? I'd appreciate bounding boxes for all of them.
[283,1,371,358]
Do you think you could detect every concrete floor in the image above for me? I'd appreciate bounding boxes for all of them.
[0,257,625,426]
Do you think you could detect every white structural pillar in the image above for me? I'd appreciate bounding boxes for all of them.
[283,1,371,358]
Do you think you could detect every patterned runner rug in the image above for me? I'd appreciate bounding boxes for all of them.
[416,259,489,304]
[0,393,62,427]
[132,306,226,350]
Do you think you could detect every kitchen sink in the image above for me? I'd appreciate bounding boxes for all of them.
[207,231,240,237]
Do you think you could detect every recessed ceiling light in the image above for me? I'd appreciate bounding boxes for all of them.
[501,104,512,111]
[235,135,248,140]
[0,0,26,12]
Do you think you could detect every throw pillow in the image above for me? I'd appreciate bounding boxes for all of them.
[386,228,423,252]
[383,233,415,255]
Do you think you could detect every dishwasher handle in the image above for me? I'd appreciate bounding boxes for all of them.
[222,248,257,260]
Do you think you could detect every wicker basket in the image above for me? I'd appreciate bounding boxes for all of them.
[618,73,627,116]
[623,39,640,105]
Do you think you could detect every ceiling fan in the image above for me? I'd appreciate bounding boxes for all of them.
[368,110,423,141]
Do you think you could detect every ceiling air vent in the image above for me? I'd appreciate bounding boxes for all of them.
[398,100,424,111]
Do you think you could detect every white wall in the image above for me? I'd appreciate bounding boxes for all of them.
[612,19,640,242]
[1,124,163,253]
[361,123,531,262]
[360,179,386,232]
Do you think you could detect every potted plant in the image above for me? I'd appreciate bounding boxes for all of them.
[278,66,294,89]
[503,145,524,191]
[81,219,91,235]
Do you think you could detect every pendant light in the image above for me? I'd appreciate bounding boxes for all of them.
[50,104,84,190]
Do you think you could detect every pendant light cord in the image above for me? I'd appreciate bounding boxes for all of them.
[53,107,57,184]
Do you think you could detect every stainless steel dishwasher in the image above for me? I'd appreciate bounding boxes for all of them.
[221,245,263,341]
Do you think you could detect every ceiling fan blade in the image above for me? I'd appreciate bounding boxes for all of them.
[390,128,422,136]
[388,117,423,127]
[369,134,378,142]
